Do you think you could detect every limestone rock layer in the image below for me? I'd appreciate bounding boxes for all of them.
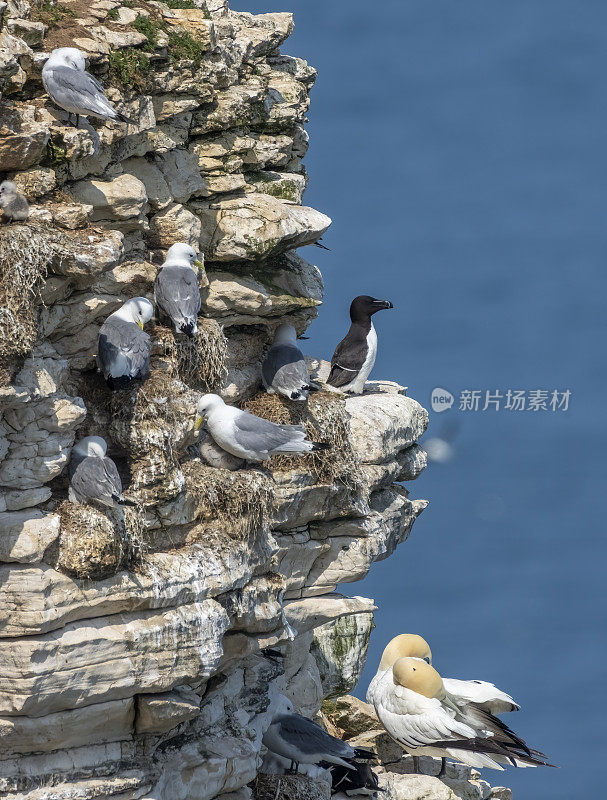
[0,3,503,800]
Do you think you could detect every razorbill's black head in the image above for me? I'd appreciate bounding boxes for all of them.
[350,295,394,322]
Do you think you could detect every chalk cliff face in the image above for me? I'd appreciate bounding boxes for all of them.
[0,3,510,800]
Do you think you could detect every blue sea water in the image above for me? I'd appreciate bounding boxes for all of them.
[235,2,607,797]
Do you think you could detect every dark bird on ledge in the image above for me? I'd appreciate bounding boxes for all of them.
[327,295,393,395]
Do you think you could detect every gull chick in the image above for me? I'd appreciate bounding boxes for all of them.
[327,295,393,395]
[262,323,317,402]
[0,181,29,222]
[154,242,204,338]
[68,436,132,508]
[97,297,154,390]
[367,633,519,715]
[372,657,553,775]
[194,394,329,463]
[263,695,375,773]
[42,47,137,128]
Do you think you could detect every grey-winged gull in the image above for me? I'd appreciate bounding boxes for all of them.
[262,695,375,772]
[0,181,29,222]
[327,295,393,395]
[194,393,328,463]
[97,297,154,390]
[68,436,131,507]
[261,323,317,402]
[154,242,204,338]
[42,47,137,128]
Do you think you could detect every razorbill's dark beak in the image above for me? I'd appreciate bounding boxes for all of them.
[374,299,394,310]
[297,335,310,340]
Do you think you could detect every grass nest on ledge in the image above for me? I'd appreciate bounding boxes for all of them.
[0,225,66,383]
[180,460,274,541]
[56,500,146,579]
[243,391,364,491]
[56,501,128,580]
[109,366,193,490]
[153,318,227,393]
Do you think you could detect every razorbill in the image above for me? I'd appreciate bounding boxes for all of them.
[327,295,393,394]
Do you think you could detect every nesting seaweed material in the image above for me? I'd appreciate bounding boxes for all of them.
[153,318,227,392]
[56,501,128,580]
[243,391,365,491]
[109,366,197,492]
[0,225,57,381]
[179,460,274,542]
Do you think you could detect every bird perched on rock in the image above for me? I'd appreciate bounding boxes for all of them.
[154,242,204,338]
[194,393,329,463]
[321,759,384,796]
[42,47,138,127]
[263,695,376,773]
[68,436,132,508]
[0,181,29,222]
[97,297,154,390]
[371,656,553,775]
[327,295,393,395]
[262,323,317,402]
[366,634,519,714]
[189,429,245,471]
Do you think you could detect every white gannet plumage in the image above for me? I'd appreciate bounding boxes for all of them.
[373,657,552,772]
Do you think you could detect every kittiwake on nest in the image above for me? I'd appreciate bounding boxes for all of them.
[194,393,329,463]
[0,182,29,222]
[262,323,318,402]
[263,695,376,772]
[154,242,204,338]
[68,435,132,508]
[42,47,138,127]
[244,391,364,489]
[97,297,154,390]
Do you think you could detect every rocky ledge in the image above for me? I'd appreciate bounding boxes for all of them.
[1,1,512,799]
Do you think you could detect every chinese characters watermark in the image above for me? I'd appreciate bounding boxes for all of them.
[431,388,571,413]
